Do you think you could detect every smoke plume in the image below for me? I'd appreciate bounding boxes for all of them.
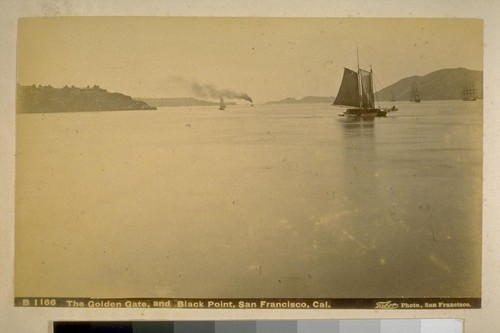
[172,76,253,103]
[191,82,253,103]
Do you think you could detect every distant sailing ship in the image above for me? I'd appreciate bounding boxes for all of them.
[219,96,226,110]
[333,52,386,119]
[462,82,477,101]
[410,82,421,103]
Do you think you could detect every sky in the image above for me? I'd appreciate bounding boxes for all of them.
[17,17,483,103]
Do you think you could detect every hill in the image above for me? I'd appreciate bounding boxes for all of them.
[17,85,156,113]
[266,96,335,104]
[138,97,230,107]
[375,68,483,101]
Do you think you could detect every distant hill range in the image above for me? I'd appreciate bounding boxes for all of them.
[266,96,335,105]
[375,68,483,101]
[266,68,482,105]
[17,84,156,113]
[138,97,235,107]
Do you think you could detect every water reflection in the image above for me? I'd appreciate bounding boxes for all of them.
[328,118,415,296]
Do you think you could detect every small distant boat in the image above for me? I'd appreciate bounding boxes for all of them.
[462,82,477,101]
[333,50,385,119]
[382,105,399,113]
[219,96,226,110]
[410,82,421,103]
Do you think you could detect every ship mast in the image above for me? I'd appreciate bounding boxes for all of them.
[370,65,374,108]
[357,45,362,108]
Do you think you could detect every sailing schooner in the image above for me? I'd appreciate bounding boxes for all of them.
[462,82,477,101]
[333,62,386,119]
[410,82,421,103]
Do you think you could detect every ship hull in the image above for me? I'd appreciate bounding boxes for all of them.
[341,108,383,119]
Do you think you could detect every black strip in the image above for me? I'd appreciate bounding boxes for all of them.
[18,297,481,309]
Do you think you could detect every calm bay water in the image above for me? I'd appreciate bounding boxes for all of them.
[15,100,482,298]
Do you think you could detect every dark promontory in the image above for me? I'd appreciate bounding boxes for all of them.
[17,84,156,113]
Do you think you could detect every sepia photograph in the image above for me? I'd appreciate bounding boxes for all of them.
[14,17,482,307]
